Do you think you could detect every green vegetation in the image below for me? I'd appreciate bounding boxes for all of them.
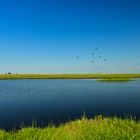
[0,73,140,80]
[0,116,140,140]
[97,77,135,82]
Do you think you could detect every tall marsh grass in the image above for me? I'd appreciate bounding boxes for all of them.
[0,116,140,140]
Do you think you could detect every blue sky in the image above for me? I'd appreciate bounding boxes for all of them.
[0,0,140,73]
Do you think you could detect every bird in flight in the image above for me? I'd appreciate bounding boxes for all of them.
[95,47,98,50]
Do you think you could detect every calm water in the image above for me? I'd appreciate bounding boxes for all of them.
[0,79,140,130]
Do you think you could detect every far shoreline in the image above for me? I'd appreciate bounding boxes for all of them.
[0,74,140,81]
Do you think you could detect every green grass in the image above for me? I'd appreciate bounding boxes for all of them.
[0,116,140,140]
[97,77,135,82]
[0,73,140,80]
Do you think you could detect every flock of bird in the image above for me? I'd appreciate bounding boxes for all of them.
[76,47,107,63]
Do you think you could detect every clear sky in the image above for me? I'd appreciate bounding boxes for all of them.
[0,0,140,74]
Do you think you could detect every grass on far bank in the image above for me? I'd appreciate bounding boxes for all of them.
[0,73,140,80]
[97,77,135,82]
[0,116,140,140]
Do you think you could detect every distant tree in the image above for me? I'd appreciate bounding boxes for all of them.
[8,72,11,75]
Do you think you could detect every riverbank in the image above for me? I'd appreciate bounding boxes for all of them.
[0,74,140,80]
[0,116,140,140]
[97,77,135,82]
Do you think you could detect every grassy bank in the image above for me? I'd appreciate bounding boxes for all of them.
[0,74,140,80]
[0,116,140,140]
[97,77,135,82]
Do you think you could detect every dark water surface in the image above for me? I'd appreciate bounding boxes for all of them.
[0,79,140,130]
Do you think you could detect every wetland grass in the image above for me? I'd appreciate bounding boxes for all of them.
[97,77,135,82]
[0,74,140,80]
[0,116,140,140]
